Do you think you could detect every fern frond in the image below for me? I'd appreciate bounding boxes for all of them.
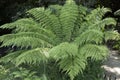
[85,7,111,23]
[60,0,78,41]
[44,8,62,37]
[27,7,45,21]
[79,18,116,35]
[48,14,62,43]
[0,18,38,30]
[58,55,86,80]
[15,48,49,66]
[49,42,86,80]
[89,18,116,30]
[0,32,54,48]
[72,5,87,38]
[27,7,53,28]
[75,30,104,46]
[1,19,56,39]
[114,9,120,16]
[27,8,62,42]
[104,30,120,41]
[48,5,62,16]
[0,50,25,63]
[28,28,56,40]
[49,42,78,60]
[79,8,112,34]
[79,44,109,60]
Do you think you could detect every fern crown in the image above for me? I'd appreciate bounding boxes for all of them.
[0,0,117,80]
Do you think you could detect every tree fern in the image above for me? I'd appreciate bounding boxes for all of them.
[0,0,118,80]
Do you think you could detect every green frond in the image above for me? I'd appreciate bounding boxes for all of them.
[46,14,62,43]
[49,42,86,80]
[114,9,120,16]
[78,5,88,15]
[78,22,89,34]
[48,5,62,16]
[27,7,53,28]
[104,30,120,41]
[79,17,116,34]
[89,18,116,30]
[27,7,44,20]
[79,44,109,60]
[44,8,62,37]
[102,18,116,26]
[0,18,38,30]
[66,0,74,4]
[0,32,54,48]
[0,19,56,41]
[73,5,87,38]
[75,30,104,46]
[74,5,87,27]
[49,42,78,60]
[15,48,49,66]
[79,8,112,34]
[27,28,56,40]
[27,7,62,42]
[0,50,25,63]
[85,7,111,23]
[58,55,86,80]
[0,23,15,29]
[60,0,78,41]
[77,5,87,25]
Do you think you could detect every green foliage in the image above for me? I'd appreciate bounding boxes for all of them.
[15,48,49,66]
[0,0,117,80]
[104,30,120,41]
[59,0,78,42]
[0,65,9,79]
[79,44,109,60]
[11,68,41,80]
[111,9,120,50]
[114,9,120,16]
[76,60,104,80]
[75,29,104,45]
[50,42,86,80]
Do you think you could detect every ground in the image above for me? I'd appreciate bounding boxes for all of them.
[102,50,120,80]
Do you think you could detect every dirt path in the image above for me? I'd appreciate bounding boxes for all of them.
[102,50,120,80]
